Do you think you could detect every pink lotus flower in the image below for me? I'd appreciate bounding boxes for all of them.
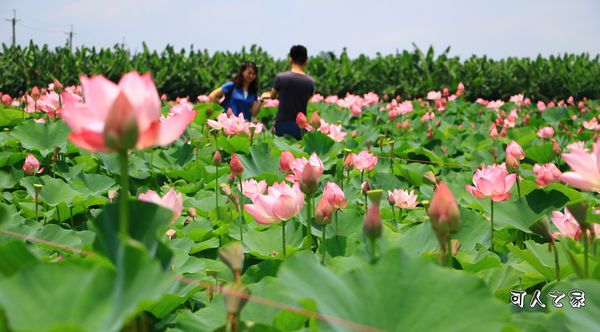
[566,141,585,152]
[509,94,526,106]
[559,139,600,192]
[351,150,378,171]
[239,179,268,200]
[537,126,554,139]
[486,100,505,111]
[456,82,465,96]
[296,112,310,130]
[230,153,244,177]
[506,141,525,171]
[244,181,304,224]
[489,123,499,139]
[533,163,561,187]
[363,92,379,106]
[324,95,338,104]
[138,188,184,222]
[197,95,210,103]
[388,189,418,209]
[288,153,324,194]
[1,94,13,106]
[551,207,582,240]
[23,154,44,175]
[279,151,295,174]
[428,182,460,238]
[426,91,442,101]
[314,197,333,225]
[567,96,574,105]
[206,112,262,136]
[61,72,196,152]
[310,94,324,103]
[323,182,346,210]
[318,119,347,142]
[465,164,516,201]
[537,101,546,111]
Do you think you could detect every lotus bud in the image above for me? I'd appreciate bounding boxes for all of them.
[567,201,589,230]
[423,171,438,186]
[343,154,354,170]
[1,94,12,106]
[361,181,371,195]
[227,173,236,184]
[53,79,63,93]
[188,207,197,220]
[31,86,40,100]
[364,190,383,239]
[428,182,461,240]
[213,150,222,165]
[296,112,308,129]
[279,151,294,174]
[315,197,333,225]
[310,112,321,129]
[230,154,243,177]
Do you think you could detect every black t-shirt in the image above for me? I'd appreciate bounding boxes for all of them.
[273,71,315,124]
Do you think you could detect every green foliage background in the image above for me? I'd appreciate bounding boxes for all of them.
[1,42,599,101]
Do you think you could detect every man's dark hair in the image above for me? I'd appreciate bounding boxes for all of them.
[289,45,308,65]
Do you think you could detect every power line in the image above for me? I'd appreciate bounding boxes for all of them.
[20,22,64,34]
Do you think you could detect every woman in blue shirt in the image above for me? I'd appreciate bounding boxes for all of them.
[208,62,264,121]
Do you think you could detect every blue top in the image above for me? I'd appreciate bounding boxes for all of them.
[221,82,258,121]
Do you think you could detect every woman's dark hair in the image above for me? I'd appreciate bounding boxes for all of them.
[290,45,308,65]
[232,61,259,94]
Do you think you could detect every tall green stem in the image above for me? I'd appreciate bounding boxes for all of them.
[335,210,339,236]
[516,170,522,199]
[391,205,397,228]
[321,224,327,264]
[553,241,560,281]
[306,194,313,249]
[360,169,364,185]
[215,164,220,219]
[490,199,494,252]
[583,230,589,278]
[369,237,377,264]
[282,219,287,258]
[238,178,244,242]
[446,236,453,267]
[118,151,130,240]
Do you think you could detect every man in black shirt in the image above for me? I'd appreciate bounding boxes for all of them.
[262,45,315,140]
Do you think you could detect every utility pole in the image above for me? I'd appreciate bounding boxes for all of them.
[65,24,76,51]
[5,9,20,46]
[121,37,125,49]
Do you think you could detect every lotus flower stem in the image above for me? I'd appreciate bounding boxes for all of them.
[369,237,377,264]
[306,194,313,249]
[70,206,74,228]
[238,178,245,242]
[446,236,453,267]
[516,170,522,199]
[490,199,494,252]
[360,169,365,185]
[215,164,220,219]
[553,240,560,281]
[583,231,589,278]
[282,219,287,258]
[399,207,403,225]
[118,151,130,240]
[391,205,397,226]
[321,224,327,264]
[335,210,339,236]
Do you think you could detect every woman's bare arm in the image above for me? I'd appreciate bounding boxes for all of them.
[208,87,225,103]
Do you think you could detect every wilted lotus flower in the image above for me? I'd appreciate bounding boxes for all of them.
[61,72,196,152]
[138,188,184,222]
[165,229,177,240]
[23,154,44,175]
[219,242,245,277]
[108,189,119,202]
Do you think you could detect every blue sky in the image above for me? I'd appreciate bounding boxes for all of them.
[2,0,599,59]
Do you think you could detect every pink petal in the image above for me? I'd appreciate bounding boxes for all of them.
[244,204,278,225]
[560,172,600,192]
[68,131,110,152]
[80,75,119,119]
[157,111,196,146]
[562,150,599,181]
